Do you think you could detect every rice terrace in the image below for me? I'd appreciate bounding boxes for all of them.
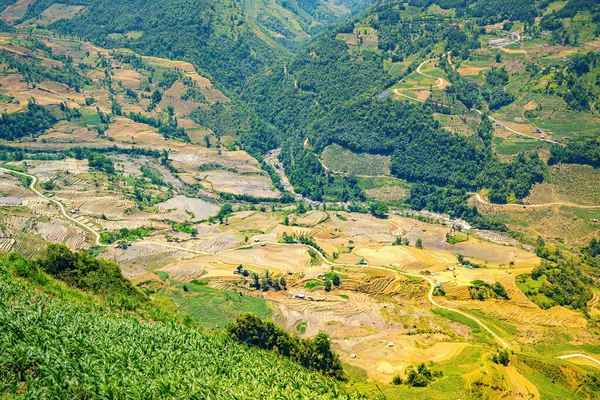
[0,0,600,399]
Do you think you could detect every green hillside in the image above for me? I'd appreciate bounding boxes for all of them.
[0,252,363,399]
[3,0,370,91]
[241,0,600,221]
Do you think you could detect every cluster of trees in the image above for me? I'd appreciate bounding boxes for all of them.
[468,280,509,300]
[226,314,345,380]
[35,244,147,306]
[482,67,515,110]
[517,236,596,311]
[128,110,189,142]
[100,227,152,245]
[249,270,287,292]
[480,152,546,203]
[394,236,410,246]
[47,0,284,91]
[492,350,511,366]
[546,52,600,112]
[392,363,443,387]
[279,142,366,202]
[0,48,89,90]
[0,101,57,141]
[87,153,115,174]
[469,0,540,25]
[549,138,600,168]
[525,260,593,310]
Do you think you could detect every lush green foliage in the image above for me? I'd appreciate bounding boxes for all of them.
[87,153,115,174]
[468,280,509,301]
[0,101,57,141]
[100,227,152,244]
[37,244,147,306]
[227,313,346,380]
[549,138,600,168]
[0,261,362,399]
[517,236,600,311]
[492,350,511,366]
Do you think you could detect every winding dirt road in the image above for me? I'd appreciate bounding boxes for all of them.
[392,57,563,145]
[393,58,447,102]
[1,167,103,246]
[472,193,600,209]
[557,353,600,367]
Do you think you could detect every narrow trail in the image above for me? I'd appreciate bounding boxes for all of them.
[392,58,446,101]
[0,167,103,246]
[557,353,600,367]
[391,56,564,146]
[472,193,600,209]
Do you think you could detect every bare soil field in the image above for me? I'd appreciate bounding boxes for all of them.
[17,4,85,27]
[170,147,262,174]
[0,0,36,22]
[320,144,391,176]
[526,164,600,206]
[157,195,220,221]
[159,244,311,280]
[28,159,89,181]
[112,68,146,89]
[364,185,408,201]
[200,170,280,198]
[293,210,328,227]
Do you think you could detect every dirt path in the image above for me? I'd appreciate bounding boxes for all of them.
[557,353,600,367]
[0,167,103,246]
[392,57,564,145]
[472,193,600,209]
[392,58,447,100]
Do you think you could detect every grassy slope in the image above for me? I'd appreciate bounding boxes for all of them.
[160,280,272,329]
[0,257,362,399]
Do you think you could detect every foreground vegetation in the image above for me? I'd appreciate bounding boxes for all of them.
[0,252,363,399]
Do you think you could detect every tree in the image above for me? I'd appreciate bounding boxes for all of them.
[279,276,287,288]
[415,239,423,249]
[369,201,388,218]
[332,274,340,287]
[392,375,402,385]
[324,279,332,292]
[151,89,162,104]
[493,349,510,366]
[39,244,77,275]
[251,273,260,289]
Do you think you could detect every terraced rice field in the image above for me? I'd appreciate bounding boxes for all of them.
[159,244,311,281]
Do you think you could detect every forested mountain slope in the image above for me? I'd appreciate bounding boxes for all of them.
[242,0,600,221]
[1,0,371,91]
